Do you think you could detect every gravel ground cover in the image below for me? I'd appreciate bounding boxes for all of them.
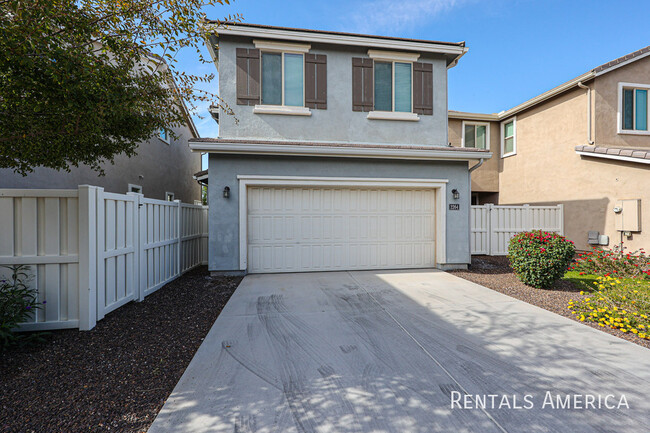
[0,267,241,433]
[449,256,650,350]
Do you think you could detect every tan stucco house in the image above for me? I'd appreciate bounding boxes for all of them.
[450,46,650,252]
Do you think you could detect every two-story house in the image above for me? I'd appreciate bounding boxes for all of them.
[192,22,490,275]
[449,46,650,252]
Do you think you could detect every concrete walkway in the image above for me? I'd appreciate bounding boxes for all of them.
[148,270,650,433]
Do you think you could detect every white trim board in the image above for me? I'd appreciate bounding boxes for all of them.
[189,141,491,160]
[214,24,467,56]
[237,175,448,271]
[576,151,650,165]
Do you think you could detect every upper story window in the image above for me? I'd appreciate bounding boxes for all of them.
[159,128,169,144]
[501,118,516,158]
[374,61,412,113]
[261,52,304,106]
[619,82,650,134]
[462,121,489,150]
[354,50,431,121]
[235,41,324,116]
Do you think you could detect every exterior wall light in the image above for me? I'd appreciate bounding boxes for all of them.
[451,189,460,200]
[223,186,230,198]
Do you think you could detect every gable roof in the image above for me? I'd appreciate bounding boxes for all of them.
[452,45,650,120]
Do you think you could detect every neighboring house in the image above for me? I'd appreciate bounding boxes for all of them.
[0,117,202,204]
[192,22,489,275]
[449,46,650,252]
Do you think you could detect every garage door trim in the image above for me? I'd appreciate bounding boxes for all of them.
[237,176,448,271]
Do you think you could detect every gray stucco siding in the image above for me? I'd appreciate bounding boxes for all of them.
[208,153,471,273]
[217,36,449,146]
[0,123,201,203]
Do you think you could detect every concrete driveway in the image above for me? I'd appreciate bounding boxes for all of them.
[149,270,650,433]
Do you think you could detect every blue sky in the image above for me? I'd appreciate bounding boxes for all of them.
[185,0,650,144]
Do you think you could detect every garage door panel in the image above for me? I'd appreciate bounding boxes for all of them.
[247,186,436,273]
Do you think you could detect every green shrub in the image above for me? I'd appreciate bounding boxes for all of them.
[507,230,575,289]
[569,246,649,279]
[0,265,43,349]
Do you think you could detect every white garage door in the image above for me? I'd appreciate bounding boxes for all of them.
[247,186,436,273]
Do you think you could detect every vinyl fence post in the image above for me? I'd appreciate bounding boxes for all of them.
[486,203,494,256]
[95,187,106,321]
[175,200,182,276]
[523,204,532,232]
[558,204,565,235]
[77,185,97,331]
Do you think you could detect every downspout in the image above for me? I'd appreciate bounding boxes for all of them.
[577,82,595,145]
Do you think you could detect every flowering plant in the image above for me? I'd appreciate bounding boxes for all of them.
[569,246,649,279]
[1,265,44,349]
[507,230,575,289]
[568,275,649,339]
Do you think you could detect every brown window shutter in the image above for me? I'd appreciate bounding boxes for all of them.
[352,58,374,112]
[236,48,260,106]
[413,62,433,115]
[305,54,327,109]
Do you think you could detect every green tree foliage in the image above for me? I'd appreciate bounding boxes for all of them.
[0,0,239,175]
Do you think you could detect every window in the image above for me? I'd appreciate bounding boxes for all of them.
[261,52,304,107]
[128,184,142,194]
[462,122,489,150]
[501,118,516,157]
[159,128,169,144]
[374,61,412,112]
[166,192,175,201]
[619,83,650,134]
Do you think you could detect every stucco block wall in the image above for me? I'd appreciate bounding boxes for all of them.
[208,154,471,272]
[218,36,449,146]
[595,55,650,148]
[0,123,201,203]
[448,118,500,192]
[496,87,649,251]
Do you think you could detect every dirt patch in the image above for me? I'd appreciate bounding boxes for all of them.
[449,256,650,350]
[0,267,242,433]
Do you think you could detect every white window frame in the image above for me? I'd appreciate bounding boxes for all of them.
[254,40,311,116]
[500,117,517,158]
[128,184,142,194]
[461,121,490,150]
[617,82,650,135]
[165,192,175,201]
[366,50,420,121]
[159,128,169,144]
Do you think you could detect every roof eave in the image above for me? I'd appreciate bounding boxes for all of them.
[189,141,490,161]
[210,23,467,56]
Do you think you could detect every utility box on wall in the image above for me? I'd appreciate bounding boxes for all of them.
[615,199,641,232]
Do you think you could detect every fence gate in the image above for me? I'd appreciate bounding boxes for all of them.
[471,204,564,256]
[1,185,208,332]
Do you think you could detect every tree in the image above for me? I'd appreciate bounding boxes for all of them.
[0,0,239,175]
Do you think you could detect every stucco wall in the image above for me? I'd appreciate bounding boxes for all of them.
[595,55,650,148]
[0,123,201,203]
[208,154,471,273]
[496,86,649,251]
[448,118,500,192]
[217,35,449,146]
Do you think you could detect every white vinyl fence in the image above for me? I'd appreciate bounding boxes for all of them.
[0,186,208,331]
[471,204,564,256]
